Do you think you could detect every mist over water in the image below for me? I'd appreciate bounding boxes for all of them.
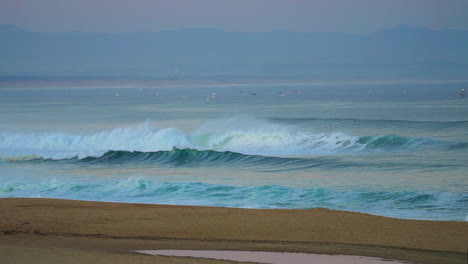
[1,81,467,221]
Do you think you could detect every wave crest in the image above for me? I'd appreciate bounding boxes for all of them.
[0,118,450,161]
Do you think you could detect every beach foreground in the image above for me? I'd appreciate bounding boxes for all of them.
[0,198,466,264]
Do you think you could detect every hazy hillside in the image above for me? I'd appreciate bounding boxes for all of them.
[1,24,467,80]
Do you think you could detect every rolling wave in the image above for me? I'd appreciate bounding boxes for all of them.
[4,148,461,172]
[79,148,282,166]
[0,120,454,160]
[0,118,462,161]
[1,177,466,221]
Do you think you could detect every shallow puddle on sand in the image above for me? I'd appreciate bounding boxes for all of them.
[134,250,409,264]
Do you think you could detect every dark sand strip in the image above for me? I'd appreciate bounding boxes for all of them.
[1,198,467,264]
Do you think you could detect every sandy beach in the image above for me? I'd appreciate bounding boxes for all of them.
[0,198,466,264]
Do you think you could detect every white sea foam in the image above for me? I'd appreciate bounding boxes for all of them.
[0,118,430,160]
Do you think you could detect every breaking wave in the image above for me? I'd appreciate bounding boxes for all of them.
[1,118,454,162]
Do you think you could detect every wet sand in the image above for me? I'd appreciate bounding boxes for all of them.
[1,198,467,264]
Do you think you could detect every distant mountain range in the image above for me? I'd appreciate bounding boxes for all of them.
[1,24,467,80]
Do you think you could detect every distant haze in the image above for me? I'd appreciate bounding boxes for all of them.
[1,0,468,33]
[1,24,468,80]
[1,1,468,81]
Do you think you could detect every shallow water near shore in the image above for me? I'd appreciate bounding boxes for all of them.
[1,80,467,221]
[134,250,410,264]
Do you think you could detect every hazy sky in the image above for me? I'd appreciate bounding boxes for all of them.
[1,0,468,33]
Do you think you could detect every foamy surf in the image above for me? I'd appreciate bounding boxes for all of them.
[0,118,446,160]
[1,177,466,221]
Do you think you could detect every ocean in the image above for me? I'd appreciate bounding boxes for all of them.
[1,80,467,221]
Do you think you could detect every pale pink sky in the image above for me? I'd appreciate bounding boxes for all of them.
[1,0,467,33]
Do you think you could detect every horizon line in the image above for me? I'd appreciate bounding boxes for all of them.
[2,23,467,35]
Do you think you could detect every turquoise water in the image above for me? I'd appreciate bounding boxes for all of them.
[1,81,467,221]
